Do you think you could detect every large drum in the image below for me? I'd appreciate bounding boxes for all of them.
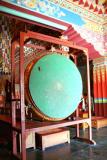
[25,53,82,121]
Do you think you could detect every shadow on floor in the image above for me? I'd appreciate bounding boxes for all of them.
[0,127,107,160]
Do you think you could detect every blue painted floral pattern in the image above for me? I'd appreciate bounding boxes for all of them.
[3,0,85,26]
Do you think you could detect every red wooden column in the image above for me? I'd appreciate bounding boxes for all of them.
[93,67,99,116]
[20,32,26,160]
[97,67,103,116]
[93,57,107,117]
[105,66,107,117]
[101,66,106,117]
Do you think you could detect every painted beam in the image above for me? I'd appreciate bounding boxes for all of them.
[1,0,85,26]
[0,6,68,30]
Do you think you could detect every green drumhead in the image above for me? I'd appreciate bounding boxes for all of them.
[29,54,82,119]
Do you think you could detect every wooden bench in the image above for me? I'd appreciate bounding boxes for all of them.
[36,127,70,150]
[19,131,36,151]
[92,116,107,129]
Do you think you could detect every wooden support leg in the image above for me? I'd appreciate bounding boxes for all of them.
[20,32,26,160]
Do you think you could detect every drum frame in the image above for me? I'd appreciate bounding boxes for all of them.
[10,30,95,160]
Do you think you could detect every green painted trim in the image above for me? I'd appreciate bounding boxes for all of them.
[0,6,67,30]
[103,98,107,103]
[94,98,107,103]
[94,98,102,103]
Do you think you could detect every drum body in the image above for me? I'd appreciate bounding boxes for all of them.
[25,53,83,121]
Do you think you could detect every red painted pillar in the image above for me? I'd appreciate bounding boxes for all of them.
[105,66,107,117]
[101,66,106,117]
[97,67,103,116]
[93,57,107,118]
[93,67,99,116]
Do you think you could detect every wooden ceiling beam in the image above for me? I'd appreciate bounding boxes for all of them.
[25,31,86,52]
[69,33,80,41]
[73,39,86,45]
[65,31,77,38]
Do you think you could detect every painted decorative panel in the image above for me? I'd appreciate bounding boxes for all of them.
[1,0,107,57]
[2,0,85,26]
[0,15,12,74]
